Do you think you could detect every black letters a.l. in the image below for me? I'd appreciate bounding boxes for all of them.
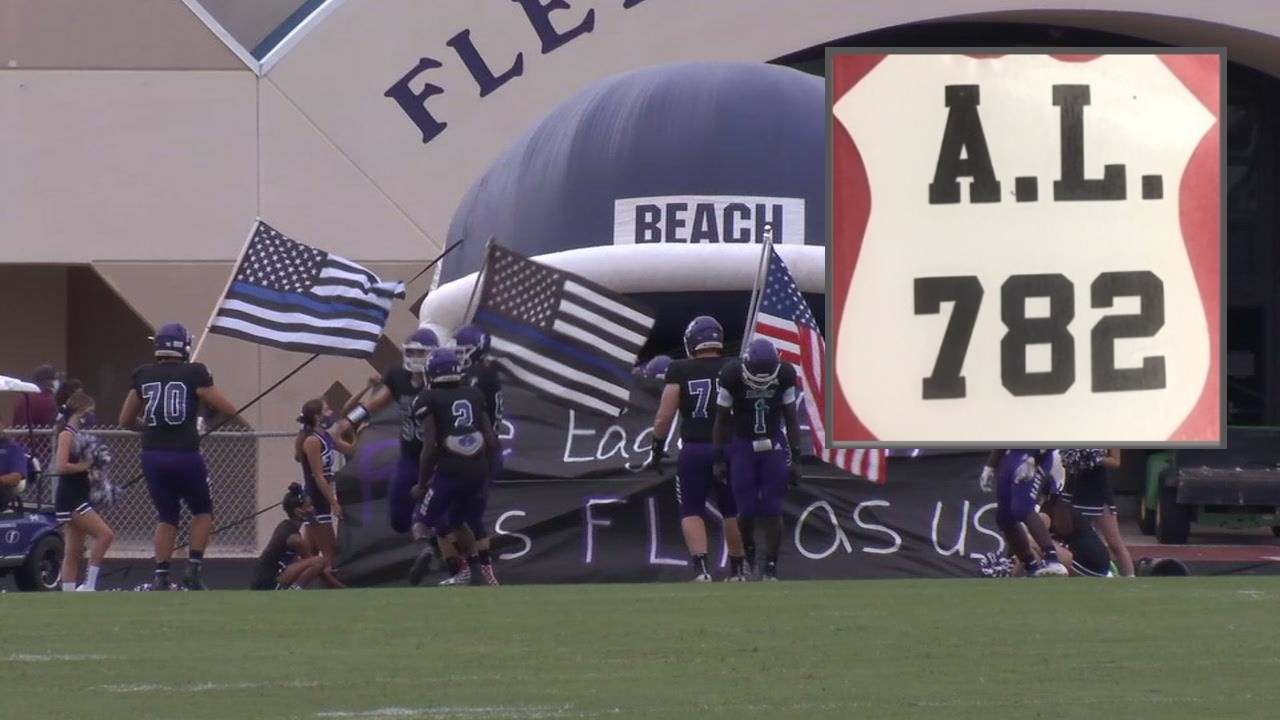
[447,28,525,98]
[514,0,596,55]
[384,57,448,144]
[929,85,1001,205]
[1053,85,1126,201]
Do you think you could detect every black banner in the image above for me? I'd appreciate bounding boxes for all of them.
[332,380,999,586]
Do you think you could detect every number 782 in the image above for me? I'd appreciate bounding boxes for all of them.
[913,270,1167,400]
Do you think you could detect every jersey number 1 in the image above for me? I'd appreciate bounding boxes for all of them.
[141,382,189,426]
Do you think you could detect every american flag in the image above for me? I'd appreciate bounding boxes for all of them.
[208,221,406,358]
[473,244,656,417]
[752,247,887,483]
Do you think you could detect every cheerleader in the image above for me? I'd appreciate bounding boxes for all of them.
[53,391,116,591]
[295,398,355,588]
[1061,449,1134,577]
[250,483,326,590]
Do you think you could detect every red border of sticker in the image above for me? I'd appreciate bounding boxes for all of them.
[829,53,1221,443]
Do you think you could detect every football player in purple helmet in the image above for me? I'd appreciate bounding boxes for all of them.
[118,322,241,590]
[978,450,1069,577]
[408,348,500,587]
[710,337,802,581]
[332,328,439,538]
[650,316,747,581]
[643,355,672,381]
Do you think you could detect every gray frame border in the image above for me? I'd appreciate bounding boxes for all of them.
[822,47,1229,450]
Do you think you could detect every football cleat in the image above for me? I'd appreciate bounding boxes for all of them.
[439,568,471,586]
[692,572,713,583]
[1033,561,1069,577]
[479,564,500,587]
[408,544,438,586]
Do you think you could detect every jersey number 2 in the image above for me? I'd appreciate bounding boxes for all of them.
[141,382,189,426]
[451,400,474,429]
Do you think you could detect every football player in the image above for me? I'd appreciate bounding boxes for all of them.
[978,450,1069,577]
[711,337,802,582]
[409,348,501,588]
[643,355,672,382]
[1060,449,1134,577]
[332,328,439,538]
[409,325,504,586]
[118,323,241,590]
[651,316,747,582]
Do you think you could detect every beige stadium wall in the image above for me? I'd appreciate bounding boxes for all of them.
[4,0,1280,550]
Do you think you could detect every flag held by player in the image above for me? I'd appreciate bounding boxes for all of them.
[206,220,407,359]
[470,243,657,418]
[749,243,887,484]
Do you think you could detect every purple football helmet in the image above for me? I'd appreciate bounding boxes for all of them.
[403,328,440,373]
[741,337,781,391]
[425,347,463,385]
[683,316,724,357]
[153,322,193,360]
[453,324,491,369]
[644,355,672,380]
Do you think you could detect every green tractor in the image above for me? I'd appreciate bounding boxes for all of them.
[1137,428,1280,544]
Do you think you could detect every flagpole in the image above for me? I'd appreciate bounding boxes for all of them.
[462,236,496,325]
[742,224,775,345]
[191,219,260,363]
[118,236,468,492]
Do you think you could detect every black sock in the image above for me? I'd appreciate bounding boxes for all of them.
[729,556,744,575]
[188,551,204,574]
[478,549,492,566]
[744,544,757,565]
[155,561,170,576]
[766,555,778,568]
[445,556,463,576]
[1042,546,1059,563]
[466,554,482,570]
[692,553,709,574]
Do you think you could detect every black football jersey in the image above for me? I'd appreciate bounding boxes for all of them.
[465,359,504,425]
[716,359,798,441]
[665,356,731,444]
[130,362,213,451]
[382,366,426,457]
[253,519,300,585]
[1060,507,1112,576]
[412,384,490,481]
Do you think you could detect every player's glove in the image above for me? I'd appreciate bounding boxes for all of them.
[978,466,995,493]
[649,440,668,475]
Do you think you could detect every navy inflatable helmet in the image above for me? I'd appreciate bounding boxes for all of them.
[153,322,193,360]
[425,347,463,386]
[644,355,673,380]
[741,337,781,391]
[403,328,440,373]
[453,324,491,369]
[683,316,724,357]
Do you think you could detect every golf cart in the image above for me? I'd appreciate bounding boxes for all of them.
[0,375,64,591]
[1138,426,1280,544]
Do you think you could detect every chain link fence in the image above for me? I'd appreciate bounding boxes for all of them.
[3,426,292,557]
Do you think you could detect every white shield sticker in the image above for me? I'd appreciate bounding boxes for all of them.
[831,54,1218,443]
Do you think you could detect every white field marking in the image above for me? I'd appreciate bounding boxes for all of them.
[4,653,116,662]
[1237,589,1269,599]
[315,706,587,719]
[97,680,321,693]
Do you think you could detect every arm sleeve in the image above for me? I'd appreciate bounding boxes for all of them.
[191,363,214,388]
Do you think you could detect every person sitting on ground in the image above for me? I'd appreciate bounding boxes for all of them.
[250,483,328,591]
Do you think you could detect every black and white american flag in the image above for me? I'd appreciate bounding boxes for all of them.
[208,221,406,358]
[473,244,656,417]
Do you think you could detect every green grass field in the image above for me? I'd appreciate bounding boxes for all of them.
[2,578,1278,720]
